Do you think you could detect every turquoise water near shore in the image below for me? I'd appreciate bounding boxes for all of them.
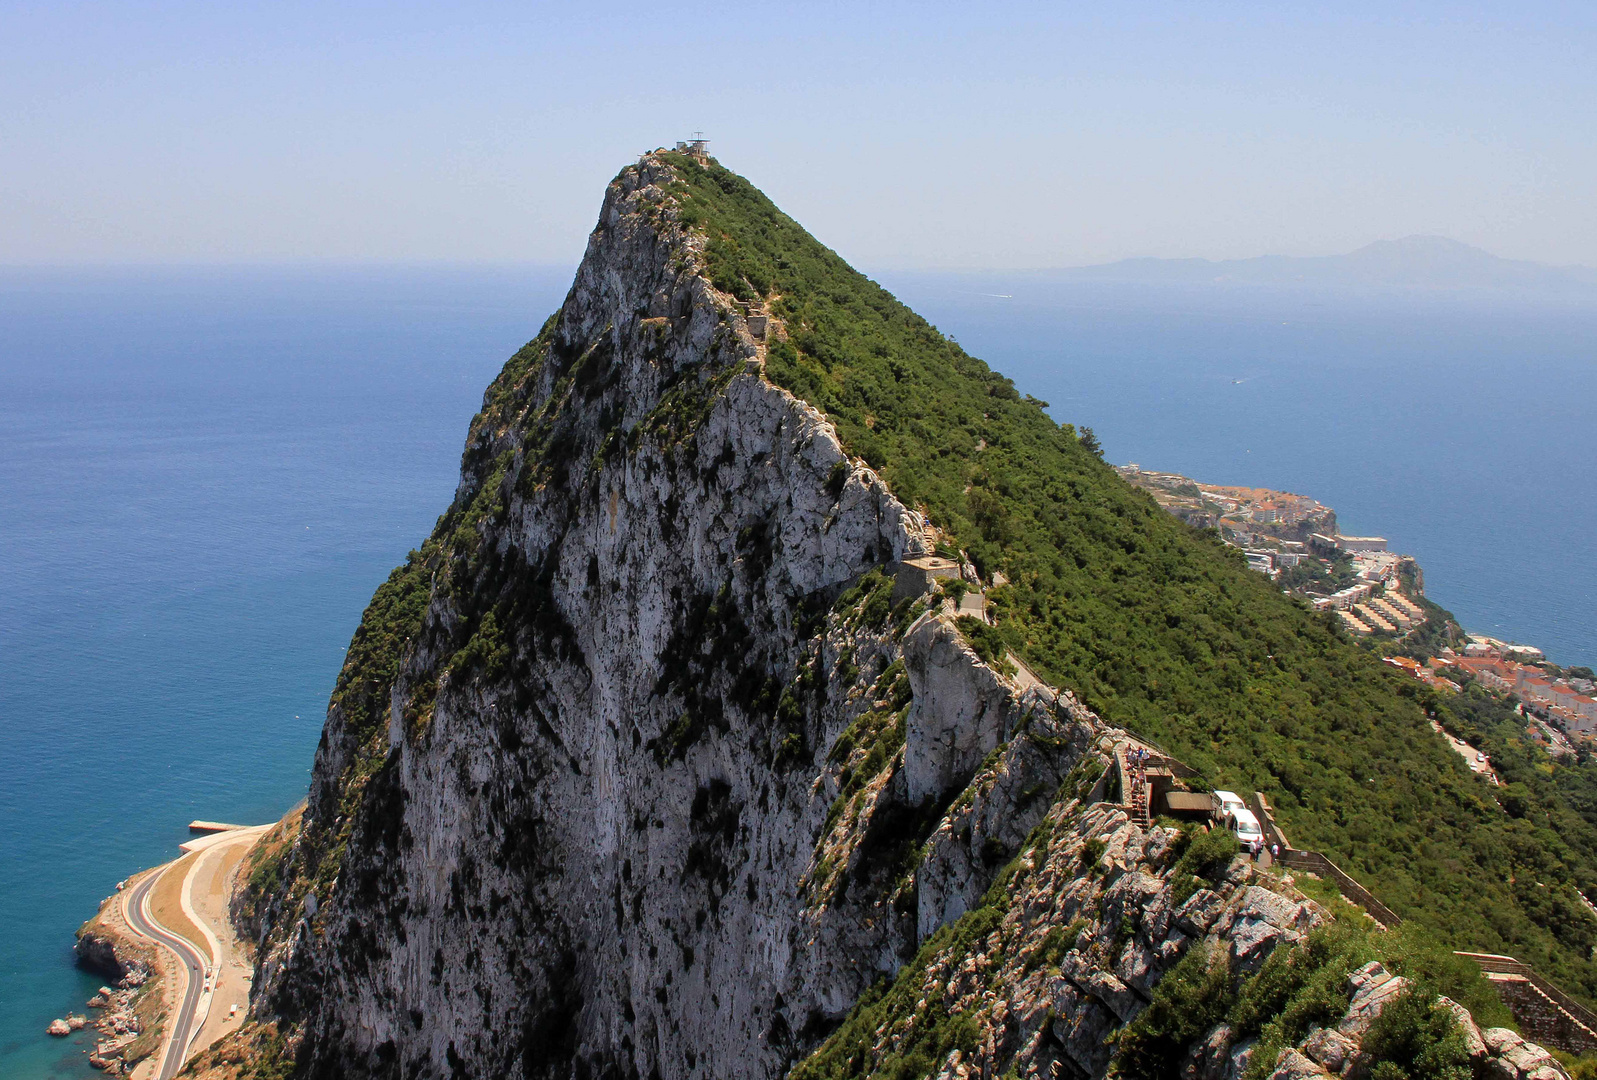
[0,266,572,1077]
[1,266,1592,1076]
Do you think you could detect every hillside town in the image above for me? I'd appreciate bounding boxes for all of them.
[1118,464,1597,756]
[1454,639,1597,733]
[1116,465,1429,639]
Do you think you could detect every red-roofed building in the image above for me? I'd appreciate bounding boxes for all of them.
[1552,684,1582,711]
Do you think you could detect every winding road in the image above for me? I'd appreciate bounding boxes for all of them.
[124,866,209,1080]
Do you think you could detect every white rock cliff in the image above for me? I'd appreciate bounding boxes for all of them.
[246,155,1094,1080]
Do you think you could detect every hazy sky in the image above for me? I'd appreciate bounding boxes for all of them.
[3,1,1595,268]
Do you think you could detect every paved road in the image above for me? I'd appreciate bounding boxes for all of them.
[125,867,208,1080]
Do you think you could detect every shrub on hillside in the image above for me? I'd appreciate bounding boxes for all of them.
[1112,943,1235,1079]
[1360,984,1472,1080]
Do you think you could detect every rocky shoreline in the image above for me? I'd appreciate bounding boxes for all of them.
[65,881,163,1074]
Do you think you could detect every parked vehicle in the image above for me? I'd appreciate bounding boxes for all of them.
[1212,790,1247,819]
[1227,807,1265,854]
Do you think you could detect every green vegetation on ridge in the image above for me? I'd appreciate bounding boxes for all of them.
[659,151,1597,998]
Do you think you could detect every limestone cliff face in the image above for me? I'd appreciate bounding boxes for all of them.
[220,153,1565,1080]
[247,156,1094,1080]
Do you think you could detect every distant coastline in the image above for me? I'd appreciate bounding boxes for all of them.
[1119,462,1597,756]
[1038,235,1597,298]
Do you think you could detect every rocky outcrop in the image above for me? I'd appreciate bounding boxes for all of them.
[809,801,1325,1080]
[794,796,1570,1080]
[1479,1027,1570,1080]
[74,926,148,985]
[69,892,155,1073]
[1338,960,1410,1037]
[242,153,1097,1080]
[199,150,1574,1080]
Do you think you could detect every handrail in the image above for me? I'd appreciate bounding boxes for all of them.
[1147,754,1201,780]
[1278,849,1403,929]
[1455,952,1597,1035]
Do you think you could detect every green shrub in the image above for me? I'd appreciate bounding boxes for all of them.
[956,615,1015,676]
[1025,920,1085,973]
[1080,837,1107,871]
[1112,943,1235,1079]
[1360,985,1472,1080]
[1555,1051,1597,1080]
[1234,927,1374,1079]
[1168,825,1241,906]
[1372,924,1514,1030]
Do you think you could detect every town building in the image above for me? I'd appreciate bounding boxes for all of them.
[1339,610,1372,635]
[1355,604,1397,634]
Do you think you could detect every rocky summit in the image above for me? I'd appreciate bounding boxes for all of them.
[194,152,1593,1080]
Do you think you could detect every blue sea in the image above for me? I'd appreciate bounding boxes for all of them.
[1,266,1593,1077]
[881,272,1597,663]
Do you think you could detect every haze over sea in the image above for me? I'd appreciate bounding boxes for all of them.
[1,266,1593,1077]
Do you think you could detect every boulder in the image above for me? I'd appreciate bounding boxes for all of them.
[1268,1048,1331,1079]
[1159,930,1191,963]
[1047,975,1120,1078]
[1227,1039,1257,1080]
[1062,952,1144,1024]
[1339,962,1409,1037]
[1228,915,1293,974]
[1117,936,1158,993]
[1176,888,1228,936]
[67,1014,88,1030]
[1301,1025,1357,1072]
[47,1018,71,1036]
[1436,996,1487,1059]
[1478,1029,1569,1079]
[1191,1023,1234,1080]
[1346,960,1391,996]
[1481,1027,1520,1054]
[73,930,128,982]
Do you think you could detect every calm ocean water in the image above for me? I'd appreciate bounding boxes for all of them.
[1,266,1592,1076]
[0,266,573,1077]
[880,272,1597,665]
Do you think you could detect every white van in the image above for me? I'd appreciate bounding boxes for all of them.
[1228,808,1265,854]
[1213,790,1247,819]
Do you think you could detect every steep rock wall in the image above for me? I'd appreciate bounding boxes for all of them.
[248,156,1095,1080]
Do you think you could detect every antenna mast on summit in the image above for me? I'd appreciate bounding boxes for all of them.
[675,132,710,162]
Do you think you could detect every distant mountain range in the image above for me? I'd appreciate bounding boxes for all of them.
[1053,235,1597,295]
